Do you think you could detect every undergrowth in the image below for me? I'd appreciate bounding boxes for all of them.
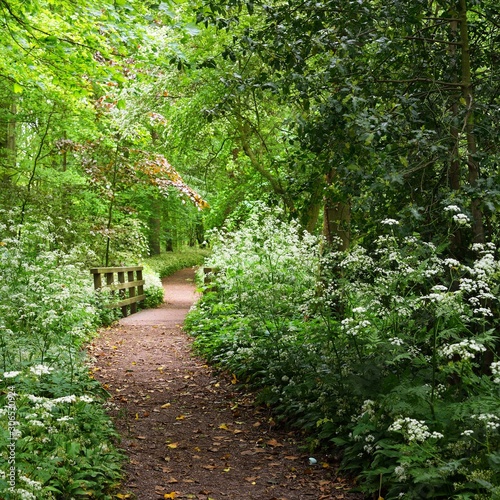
[144,247,209,279]
[185,205,500,500]
[0,216,123,499]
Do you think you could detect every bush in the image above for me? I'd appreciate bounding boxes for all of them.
[0,217,123,499]
[141,264,165,309]
[185,211,500,499]
[145,247,209,278]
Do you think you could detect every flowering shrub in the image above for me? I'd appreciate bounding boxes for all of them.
[0,217,123,498]
[141,264,165,309]
[187,206,320,379]
[186,211,500,499]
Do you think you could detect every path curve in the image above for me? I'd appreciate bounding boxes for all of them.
[90,268,362,500]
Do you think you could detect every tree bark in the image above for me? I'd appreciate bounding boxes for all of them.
[459,0,484,244]
[0,101,16,187]
[149,196,162,256]
[323,169,350,250]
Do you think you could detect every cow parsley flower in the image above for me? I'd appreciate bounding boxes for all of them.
[440,339,486,360]
[56,416,74,422]
[54,395,77,403]
[472,414,500,430]
[453,213,471,226]
[394,465,407,481]
[30,364,53,376]
[389,417,443,442]
[3,371,21,378]
[444,205,461,213]
[491,362,500,384]
[29,420,45,427]
[389,337,405,346]
[19,475,42,490]
[381,218,400,226]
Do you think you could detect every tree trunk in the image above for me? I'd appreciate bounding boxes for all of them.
[149,197,162,256]
[459,0,484,244]
[323,169,350,250]
[300,179,323,234]
[0,102,16,187]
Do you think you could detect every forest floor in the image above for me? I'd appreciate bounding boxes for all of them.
[89,268,363,500]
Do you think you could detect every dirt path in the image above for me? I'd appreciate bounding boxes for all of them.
[90,268,362,500]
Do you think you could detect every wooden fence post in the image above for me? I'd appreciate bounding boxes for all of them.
[90,266,146,317]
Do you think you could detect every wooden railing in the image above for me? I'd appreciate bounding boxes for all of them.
[90,266,145,317]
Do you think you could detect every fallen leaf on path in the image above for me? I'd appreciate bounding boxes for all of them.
[284,455,299,460]
[266,438,283,447]
[164,493,176,499]
[167,443,178,449]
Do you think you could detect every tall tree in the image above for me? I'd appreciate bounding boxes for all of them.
[194,0,500,250]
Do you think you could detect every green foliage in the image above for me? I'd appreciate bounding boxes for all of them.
[186,211,500,499]
[144,247,209,278]
[0,218,123,498]
[141,264,165,309]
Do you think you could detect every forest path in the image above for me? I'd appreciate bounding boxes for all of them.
[90,268,361,500]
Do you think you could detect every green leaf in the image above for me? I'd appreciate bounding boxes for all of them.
[13,83,23,94]
[116,99,127,110]
[159,2,175,17]
[185,23,200,36]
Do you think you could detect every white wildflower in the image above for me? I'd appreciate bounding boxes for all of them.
[27,395,44,403]
[13,489,36,500]
[19,475,42,490]
[389,337,405,346]
[473,307,493,317]
[453,213,471,226]
[54,395,77,403]
[3,371,21,378]
[352,306,367,314]
[471,414,500,431]
[389,417,443,442]
[444,205,461,213]
[440,339,486,360]
[56,416,73,422]
[491,361,500,377]
[29,420,45,427]
[381,218,400,226]
[30,364,53,376]
[394,465,407,481]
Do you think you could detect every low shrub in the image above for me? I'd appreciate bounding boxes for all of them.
[141,264,165,309]
[0,217,124,499]
[145,247,209,278]
[185,209,500,499]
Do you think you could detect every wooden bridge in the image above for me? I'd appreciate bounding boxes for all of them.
[90,266,145,317]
